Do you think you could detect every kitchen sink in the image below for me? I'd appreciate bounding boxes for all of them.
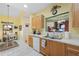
[44,36,54,39]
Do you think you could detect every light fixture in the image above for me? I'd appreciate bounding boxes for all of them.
[7,4,10,19]
[24,4,28,8]
[51,5,61,15]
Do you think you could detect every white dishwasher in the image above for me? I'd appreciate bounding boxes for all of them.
[33,36,40,52]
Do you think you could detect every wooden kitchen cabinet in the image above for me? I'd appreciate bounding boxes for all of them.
[28,36,33,48]
[50,41,66,56]
[32,16,37,29]
[32,15,44,29]
[40,39,66,56]
[36,15,44,29]
[40,38,50,56]
[72,4,79,27]
[66,44,79,56]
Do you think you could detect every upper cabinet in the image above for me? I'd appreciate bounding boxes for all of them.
[32,16,37,29]
[72,4,79,27]
[32,15,44,29]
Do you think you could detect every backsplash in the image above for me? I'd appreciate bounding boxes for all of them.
[41,32,69,39]
[69,32,79,39]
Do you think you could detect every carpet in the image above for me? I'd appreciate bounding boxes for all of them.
[0,41,19,51]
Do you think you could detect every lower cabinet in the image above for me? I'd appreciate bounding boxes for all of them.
[65,44,79,56]
[40,38,50,56]
[40,39,65,56]
[28,36,33,48]
[28,36,79,56]
[50,41,66,56]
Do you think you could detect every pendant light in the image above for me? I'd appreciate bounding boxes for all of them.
[6,4,10,47]
[7,4,10,21]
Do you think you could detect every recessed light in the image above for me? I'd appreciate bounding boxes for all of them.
[24,5,28,8]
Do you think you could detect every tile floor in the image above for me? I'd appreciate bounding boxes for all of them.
[0,40,43,56]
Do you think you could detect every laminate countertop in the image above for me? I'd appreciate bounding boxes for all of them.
[30,34,79,47]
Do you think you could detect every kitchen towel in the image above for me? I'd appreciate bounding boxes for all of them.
[41,39,46,48]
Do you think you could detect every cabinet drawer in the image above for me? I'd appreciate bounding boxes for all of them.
[67,45,79,51]
[67,48,79,56]
[66,44,79,56]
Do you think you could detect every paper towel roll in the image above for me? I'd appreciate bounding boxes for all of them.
[64,32,69,39]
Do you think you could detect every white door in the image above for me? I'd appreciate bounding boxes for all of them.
[22,24,29,43]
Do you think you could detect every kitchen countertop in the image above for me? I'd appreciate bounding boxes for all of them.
[30,34,79,46]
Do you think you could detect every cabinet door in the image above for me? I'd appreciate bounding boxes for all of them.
[67,48,79,56]
[50,41,65,56]
[72,4,79,27]
[28,36,33,48]
[66,44,79,56]
[32,16,37,28]
[36,15,44,29]
[32,15,44,29]
[40,39,50,56]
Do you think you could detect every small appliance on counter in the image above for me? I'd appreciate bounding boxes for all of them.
[33,29,41,35]
[36,30,41,35]
[33,29,36,34]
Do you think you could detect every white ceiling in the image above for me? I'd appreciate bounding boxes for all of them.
[0,3,50,18]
